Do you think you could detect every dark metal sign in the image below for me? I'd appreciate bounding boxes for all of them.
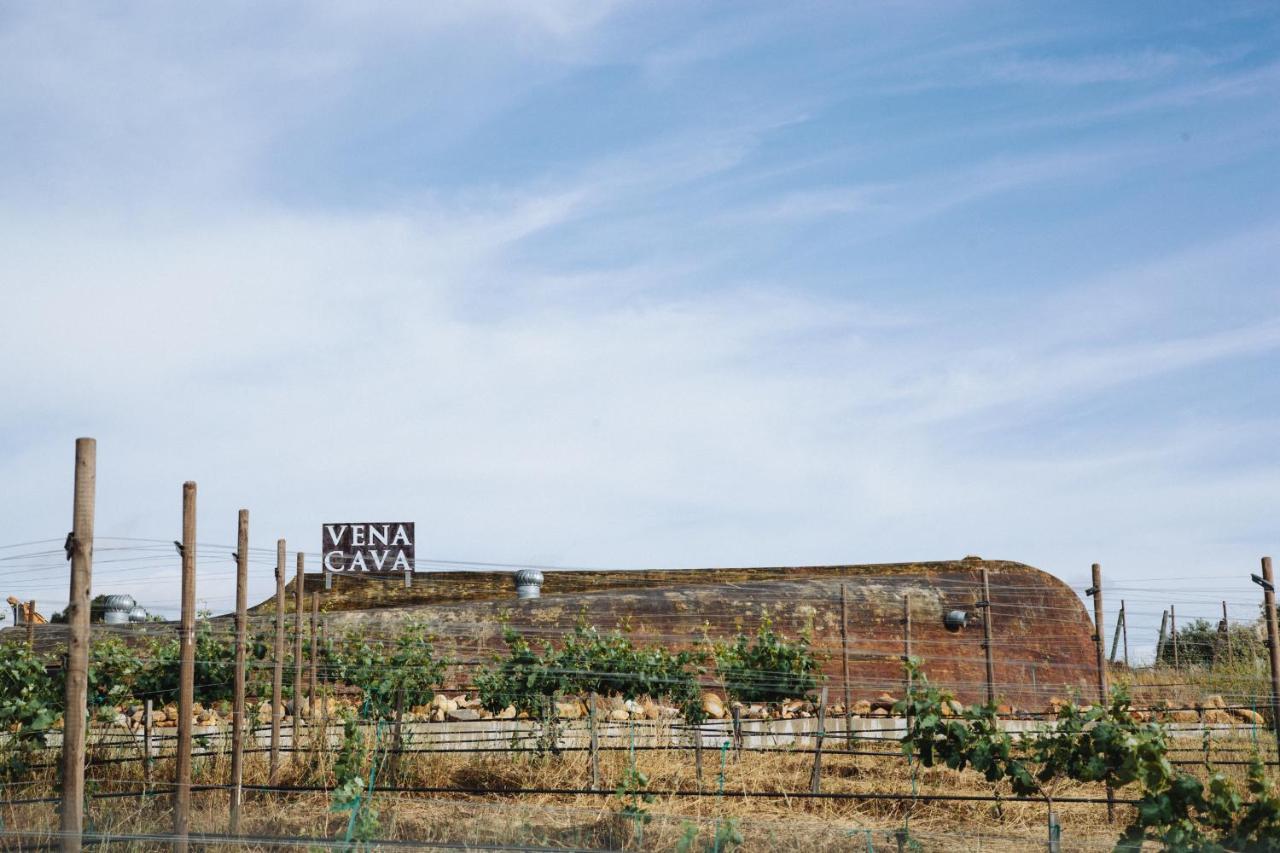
[322,522,414,579]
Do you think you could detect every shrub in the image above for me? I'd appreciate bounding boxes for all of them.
[715,617,820,705]
[1158,617,1265,667]
[327,621,449,715]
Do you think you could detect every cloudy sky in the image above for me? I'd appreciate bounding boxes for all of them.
[0,3,1277,644]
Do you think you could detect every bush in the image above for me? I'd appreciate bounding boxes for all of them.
[327,621,450,714]
[475,626,708,723]
[715,617,821,705]
[1158,617,1265,667]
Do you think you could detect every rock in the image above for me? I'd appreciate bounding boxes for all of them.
[430,708,446,723]
[114,713,129,727]
[642,699,660,720]
[1204,709,1235,726]
[782,700,805,715]
[851,700,871,716]
[996,704,1014,716]
[702,693,725,719]
[659,705,681,719]
[1204,694,1227,710]
[447,708,480,722]
[1232,708,1265,725]
[555,701,583,720]
[623,699,644,717]
[151,711,167,723]
[193,703,205,716]
[871,693,896,712]
[1047,697,1069,713]
[609,708,630,722]
[497,705,517,720]
[870,707,887,718]
[745,705,766,719]
[1166,709,1199,723]
[608,695,627,712]
[431,694,450,711]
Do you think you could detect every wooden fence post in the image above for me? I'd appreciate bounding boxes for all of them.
[1221,601,1232,663]
[229,509,249,835]
[902,592,912,699]
[293,551,304,747]
[588,693,600,791]
[810,685,828,794]
[25,601,35,649]
[1109,599,1124,664]
[1121,600,1129,667]
[388,688,404,787]
[1087,563,1115,823]
[1156,610,1169,663]
[270,539,285,780]
[319,623,329,762]
[174,481,197,852]
[980,567,996,707]
[841,584,851,748]
[60,437,95,853]
[1256,556,1280,760]
[1170,604,1179,669]
[143,699,153,791]
[309,591,319,721]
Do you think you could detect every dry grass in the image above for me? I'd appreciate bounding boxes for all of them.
[5,721,1271,852]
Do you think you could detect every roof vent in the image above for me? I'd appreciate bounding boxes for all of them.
[944,609,969,632]
[514,569,544,600]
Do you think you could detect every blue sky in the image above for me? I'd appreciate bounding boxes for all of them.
[0,2,1277,649]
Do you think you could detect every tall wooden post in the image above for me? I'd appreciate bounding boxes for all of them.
[1121,600,1130,667]
[143,699,153,790]
[1170,605,1179,669]
[1088,563,1115,822]
[270,539,285,779]
[810,685,828,794]
[1156,610,1169,663]
[25,601,35,648]
[309,591,319,718]
[902,592,913,695]
[840,584,852,748]
[229,509,249,835]
[293,552,304,735]
[174,481,197,852]
[1258,556,1280,760]
[588,694,601,791]
[1222,601,1232,663]
[980,567,996,707]
[60,437,95,853]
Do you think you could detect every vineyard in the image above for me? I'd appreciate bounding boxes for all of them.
[2,444,1280,851]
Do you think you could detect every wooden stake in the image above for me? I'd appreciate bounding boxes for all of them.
[980,567,996,707]
[174,481,197,852]
[293,551,304,744]
[388,688,404,787]
[810,685,828,794]
[1088,563,1115,823]
[229,509,249,835]
[143,699,153,791]
[840,584,851,748]
[1259,556,1280,760]
[309,591,319,720]
[1156,610,1169,663]
[1222,601,1232,663]
[1121,600,1130,667]
[1109,598,1124,664]
[588,693,600,791]
[1171,604,1179,669]
[270,539,285,780]
[902,593,912,697]
[25,601,35,649]
[60,437,95,853]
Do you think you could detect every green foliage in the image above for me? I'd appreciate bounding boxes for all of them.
[88,636,145,707]
[714,616,821,705]
[896,658,1280,851]
[474,626,708,723]
[1158,617,1266,667]
[329,710,380,847]
[676,818,744,852]
[0,643,58,778]
[326,621,449,715]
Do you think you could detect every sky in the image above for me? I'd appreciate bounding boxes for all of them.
[0,2,1277,650]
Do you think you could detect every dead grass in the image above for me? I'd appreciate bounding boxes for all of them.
[5,723,1271,852]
